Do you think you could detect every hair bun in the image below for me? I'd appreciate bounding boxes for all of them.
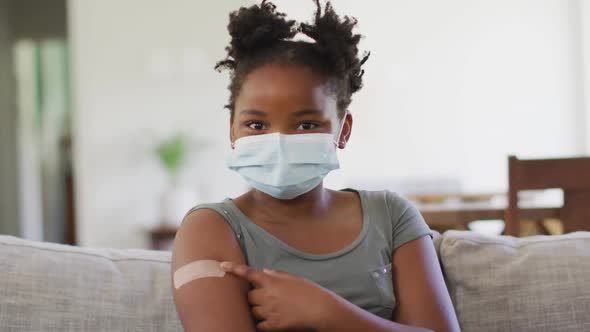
[300,1,369,93]
[224,1,297,64]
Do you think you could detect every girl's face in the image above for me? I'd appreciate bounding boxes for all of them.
[230,64,352,148]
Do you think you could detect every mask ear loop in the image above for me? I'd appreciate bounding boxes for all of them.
[334,112,350,148]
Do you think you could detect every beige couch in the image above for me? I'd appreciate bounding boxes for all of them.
[1,231,589,331]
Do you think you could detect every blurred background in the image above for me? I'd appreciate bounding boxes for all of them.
[1,0,589,250]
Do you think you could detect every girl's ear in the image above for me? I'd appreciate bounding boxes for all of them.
[338,112,353,149]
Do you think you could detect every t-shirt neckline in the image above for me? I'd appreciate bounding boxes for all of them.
[223,190,370,261]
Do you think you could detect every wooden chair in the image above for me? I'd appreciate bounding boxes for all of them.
[505,156,590,237]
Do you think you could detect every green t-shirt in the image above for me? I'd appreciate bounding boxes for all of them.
[184,189,432,319]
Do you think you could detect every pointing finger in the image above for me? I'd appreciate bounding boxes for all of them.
[220,261,267,287]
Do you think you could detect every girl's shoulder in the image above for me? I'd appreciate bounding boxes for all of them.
[345,189,432,250]
[341,188,418,214]
[180,199,244,241]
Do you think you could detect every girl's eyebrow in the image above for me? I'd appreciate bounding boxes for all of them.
[239,109,267,117]
[291,109,323,117]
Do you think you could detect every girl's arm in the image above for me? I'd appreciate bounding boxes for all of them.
[171,209,257,332]
[319,236,460,332]
[391,235,460,331]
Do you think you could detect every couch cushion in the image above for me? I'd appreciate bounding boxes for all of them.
[440,230,590,332]
[0,235,182,332]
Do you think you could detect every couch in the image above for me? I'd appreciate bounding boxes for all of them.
[1,230,589,331]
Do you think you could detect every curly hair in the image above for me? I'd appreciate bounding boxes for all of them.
[215,0,370,117]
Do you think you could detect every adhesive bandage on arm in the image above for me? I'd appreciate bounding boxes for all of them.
[173,260,226,289]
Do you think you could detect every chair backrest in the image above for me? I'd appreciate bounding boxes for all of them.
[505,156,590,236]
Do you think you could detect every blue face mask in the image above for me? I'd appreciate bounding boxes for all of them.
[227,133,340,200]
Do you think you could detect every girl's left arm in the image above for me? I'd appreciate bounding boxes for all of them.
[320,235,460,332]
[391,235,460,331]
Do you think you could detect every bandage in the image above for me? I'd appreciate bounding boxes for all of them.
[173,260,226,289]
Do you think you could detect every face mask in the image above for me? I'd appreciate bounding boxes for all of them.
[227,133,340,200]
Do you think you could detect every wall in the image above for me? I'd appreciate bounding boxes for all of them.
[69,0,585,248]
[0,0,20,236]
[325,0,582,192]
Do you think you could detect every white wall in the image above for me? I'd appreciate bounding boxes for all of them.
[69,0,585,248]
[325,0,582,192]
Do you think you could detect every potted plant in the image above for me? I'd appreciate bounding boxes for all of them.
[156,135,198,226]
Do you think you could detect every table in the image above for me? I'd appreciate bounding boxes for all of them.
[417,200,561,231]
[147,225,178,251]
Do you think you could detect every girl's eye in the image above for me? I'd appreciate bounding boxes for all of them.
[247,121,266,130]
[297,122,318,130]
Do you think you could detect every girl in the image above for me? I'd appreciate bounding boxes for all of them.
[171,1,460,331]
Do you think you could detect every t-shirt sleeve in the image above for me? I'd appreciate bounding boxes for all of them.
[385,191,433,251]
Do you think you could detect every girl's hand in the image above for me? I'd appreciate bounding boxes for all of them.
[220,262,335,332]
